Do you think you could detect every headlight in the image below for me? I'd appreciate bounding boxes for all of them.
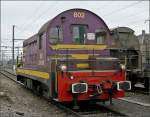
[60,65,67,71]
[70,75,74,80]
[120,64,126,70]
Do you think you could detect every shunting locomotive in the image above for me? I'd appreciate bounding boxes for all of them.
[16,9,131,108]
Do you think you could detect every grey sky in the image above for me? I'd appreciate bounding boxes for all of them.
[1,1,149,52]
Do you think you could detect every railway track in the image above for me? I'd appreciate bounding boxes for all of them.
[119,90,150,108]
[1,69,149,117]
[118,98,150,108]
[131,87,150,95]
[71,103,126,117]
[0,70,20,84]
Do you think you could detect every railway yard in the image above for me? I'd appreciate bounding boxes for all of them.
[1,1,150,117]
[0,68,150,117]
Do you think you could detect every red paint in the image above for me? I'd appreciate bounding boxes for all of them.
[56,70,125,102]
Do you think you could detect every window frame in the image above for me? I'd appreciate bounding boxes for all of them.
[71,24,88,44]
[49,26,63,44]
[95,31,106,44]
[39,33,43,49]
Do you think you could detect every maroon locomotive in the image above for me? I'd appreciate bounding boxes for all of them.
[16,9,131,108]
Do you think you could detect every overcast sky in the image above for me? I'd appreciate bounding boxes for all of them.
[1,0,149,55]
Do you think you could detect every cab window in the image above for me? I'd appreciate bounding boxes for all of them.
[96,31,106,44]
[96,35,105,44]
[72,25,86,44]
[39,33,43,49]
[49,26,63,43]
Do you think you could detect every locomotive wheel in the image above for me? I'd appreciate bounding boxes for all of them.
[23,79,27,88]
[36,85,43,96]
[129,78,137,90]
[128,74,138,90]
[144,78,149,90]
[131,82,136,89]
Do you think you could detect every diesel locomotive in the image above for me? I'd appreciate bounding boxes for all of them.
[16,9,131,108]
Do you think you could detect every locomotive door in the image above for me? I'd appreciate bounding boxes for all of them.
[51,60,58,98]
[72,25,88,44]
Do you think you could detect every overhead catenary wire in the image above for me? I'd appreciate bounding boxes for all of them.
[18,1,45,29]
[15,1,59,47]
[27,1,59,31]
[103,1,143,17]
[15,26,34,37]
[118,18,147,34]
[103,0,148,35]
[92,1,113,12]
[122,18,147,26]
[111,14,148,31]
[15,1,49,36]
[17,1,58,36]
[110,8,148,22]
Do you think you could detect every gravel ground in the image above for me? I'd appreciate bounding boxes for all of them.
[0,73,74,117]
[99,98,150,117]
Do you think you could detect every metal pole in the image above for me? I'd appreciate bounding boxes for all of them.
[149,0,150,34]
[149,0,150,65]
[0,32,1,63]
[148,0,150,91]
[12,25,15,69]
